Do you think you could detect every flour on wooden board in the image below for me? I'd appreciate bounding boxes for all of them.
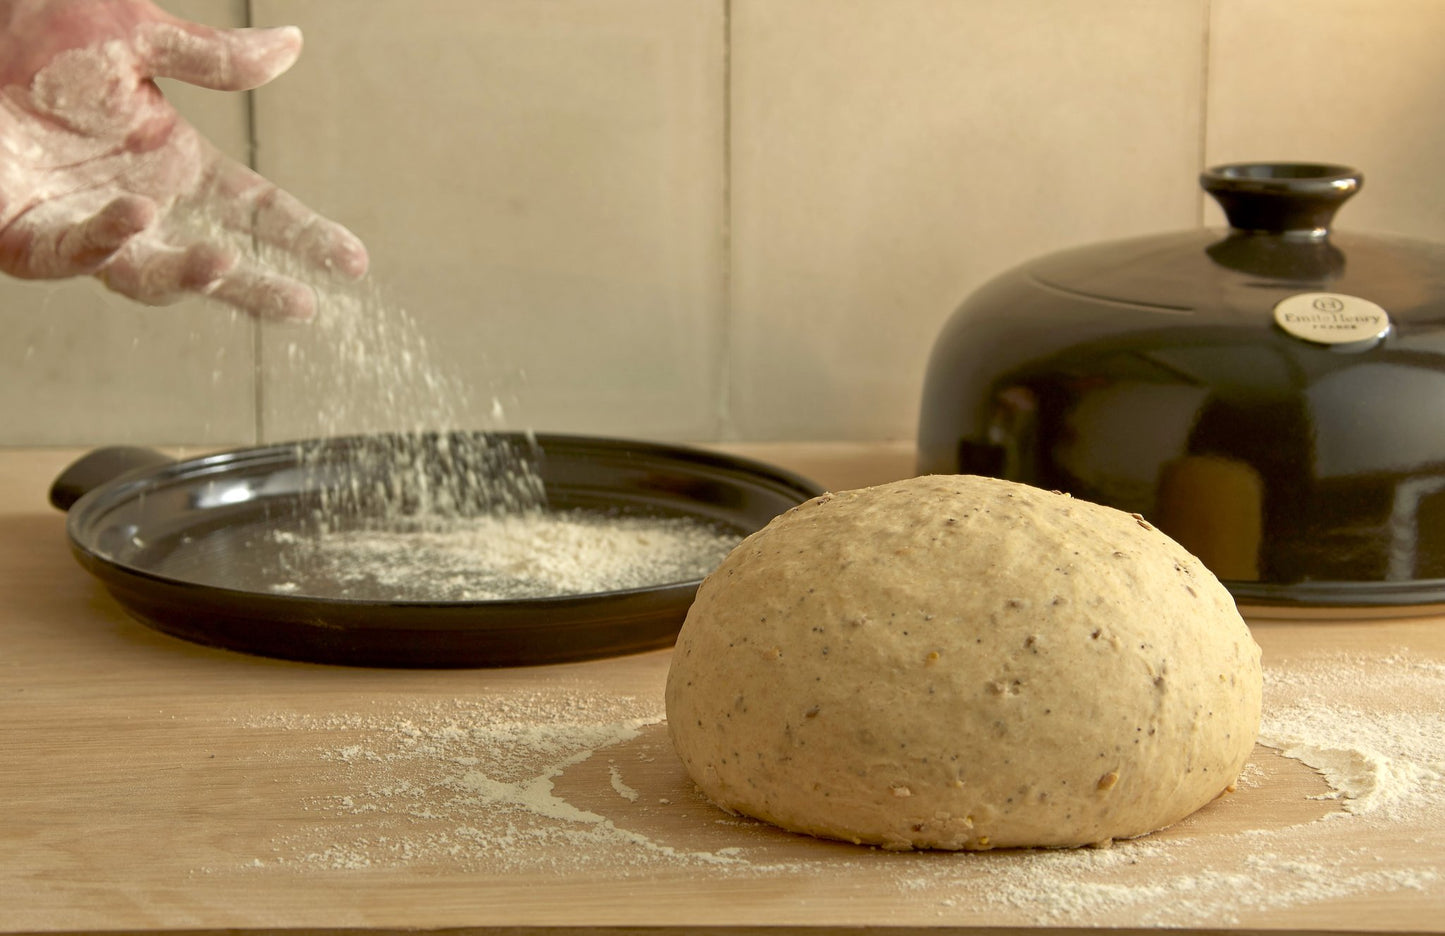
[246,690,751,873]
[233,649,1444,925]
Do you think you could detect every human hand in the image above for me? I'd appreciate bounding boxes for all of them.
[0,0,368,320]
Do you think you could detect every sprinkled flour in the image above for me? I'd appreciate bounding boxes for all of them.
[248,691,751,873]
[238,647,1445,926]
[1257,653,1445,820]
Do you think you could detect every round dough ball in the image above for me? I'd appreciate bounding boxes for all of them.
[665,474,1262,850]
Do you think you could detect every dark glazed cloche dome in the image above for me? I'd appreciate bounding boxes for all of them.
[918,163,1445,609]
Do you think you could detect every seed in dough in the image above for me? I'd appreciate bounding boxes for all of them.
[665,475,1263,850]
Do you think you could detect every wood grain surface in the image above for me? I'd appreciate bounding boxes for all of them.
[2,444,1442,935]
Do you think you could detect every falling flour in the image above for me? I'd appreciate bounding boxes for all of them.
[228,217,749,600]
[170,201,546,524]
[237,647,1445,926]
[273,268,547,526]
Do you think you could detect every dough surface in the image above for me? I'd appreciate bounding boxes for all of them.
[665,475,1262,850]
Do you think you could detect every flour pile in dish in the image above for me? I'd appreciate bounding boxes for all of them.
[267,512,742,601]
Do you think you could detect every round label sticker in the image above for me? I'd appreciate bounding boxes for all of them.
[1273,292,1390,346]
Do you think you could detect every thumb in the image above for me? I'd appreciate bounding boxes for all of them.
[136,20,303,91]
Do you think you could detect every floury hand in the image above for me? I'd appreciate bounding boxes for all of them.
[0,0,368,319]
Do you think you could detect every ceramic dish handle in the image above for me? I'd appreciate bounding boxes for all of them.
[49,446,177,511]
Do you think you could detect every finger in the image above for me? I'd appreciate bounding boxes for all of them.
[206,269,317,322]
[252,186,370,279]
[0,195,156,279]
[58,195,157,272]
[100,234,315,320]
[136,19,302,91]
[199,160,369,279]
[98,236,239,306]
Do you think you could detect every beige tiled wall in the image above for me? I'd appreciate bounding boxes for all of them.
[248,0,727,443]
[3,0,1444,447]
[729,0,1208,441]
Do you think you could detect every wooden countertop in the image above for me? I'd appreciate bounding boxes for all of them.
[3,443,1443,935]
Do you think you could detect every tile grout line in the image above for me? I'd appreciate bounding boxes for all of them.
[243,0,264,444]
[718,0,735,440]
[1197,0,1213,227]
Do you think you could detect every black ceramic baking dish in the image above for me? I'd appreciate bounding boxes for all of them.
[50,432,824,667]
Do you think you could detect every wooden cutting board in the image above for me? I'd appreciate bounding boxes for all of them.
[2,445,1442,935]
